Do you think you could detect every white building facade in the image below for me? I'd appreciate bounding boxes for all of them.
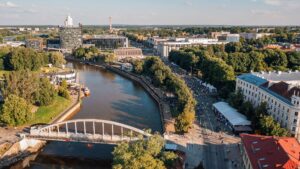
[236,72,300,140]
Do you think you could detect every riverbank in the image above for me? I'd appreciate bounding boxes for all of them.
[0,71,83,168]
[65,57,174,133]
[0,138,46,168]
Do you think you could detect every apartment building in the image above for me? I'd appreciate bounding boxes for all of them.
[236,71,300,140]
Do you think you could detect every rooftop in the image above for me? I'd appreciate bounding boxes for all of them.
[212,102,251,126]
[238,72,300,105]
[240,134,300,169]
[252,71,300,82]
[237,73,268,86]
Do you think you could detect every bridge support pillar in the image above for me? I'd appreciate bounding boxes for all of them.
[102,122,104,140]
[84,121,86,135]
[121,127,123,140]
[111,124,114,140]
[75,122,77,134]
[93,121,95,139]
[66,123,69,137]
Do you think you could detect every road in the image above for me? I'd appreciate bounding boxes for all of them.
[165,59,243,169]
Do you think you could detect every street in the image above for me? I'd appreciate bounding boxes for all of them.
[165,60,243,169]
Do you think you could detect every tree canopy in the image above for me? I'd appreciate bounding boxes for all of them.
[112,134,178,169]
[0,94,33,126]
[132,57,196,133]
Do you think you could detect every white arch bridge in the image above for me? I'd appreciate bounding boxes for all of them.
[27,119,152,144]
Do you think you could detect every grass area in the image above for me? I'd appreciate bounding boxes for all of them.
[28,96,72,125]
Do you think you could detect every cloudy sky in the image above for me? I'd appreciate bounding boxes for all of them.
[0,0,299,25]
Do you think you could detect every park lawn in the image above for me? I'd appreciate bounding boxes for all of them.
[28,96,72,125]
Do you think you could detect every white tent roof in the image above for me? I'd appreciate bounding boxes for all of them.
[213,102,251,126]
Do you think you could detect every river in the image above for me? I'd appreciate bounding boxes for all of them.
[8,61,162,169]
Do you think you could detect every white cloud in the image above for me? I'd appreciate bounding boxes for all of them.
[0,1,17,8]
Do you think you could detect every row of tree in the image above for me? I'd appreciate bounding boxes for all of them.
[0,47,66,71]
[228,90,289,137]
[169,43,300,97]
[132,57,196,133]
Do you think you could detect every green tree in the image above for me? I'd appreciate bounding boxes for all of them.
[132,60,144,74]
[0,94,33,126]
[112,134,177,169]
[61,79,68,89]
[1,70,39,104]
[264,49,288,69]
[225,42,242,53]
[58,87,70,100]
[239,101,254,118]
[5,47,44,71]
[73,47,86,59]
[259,115,289,137]
[287,51,300,68]
[104,53,116,64]
[228,90,244,109]
[49,52,66,67]
[34,78,56,106]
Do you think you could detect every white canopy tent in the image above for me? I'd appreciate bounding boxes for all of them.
[213,102,251,126]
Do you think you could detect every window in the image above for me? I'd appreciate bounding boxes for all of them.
[292,127,296,132]
[294,119,297,124]
[295,112,298,116]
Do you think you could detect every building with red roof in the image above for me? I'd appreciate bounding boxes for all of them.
[240,134,300,169]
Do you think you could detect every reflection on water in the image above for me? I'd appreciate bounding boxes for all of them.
[68,62,162,132]
[9,61,162,169]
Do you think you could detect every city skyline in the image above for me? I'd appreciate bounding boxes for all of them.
[0,0,299,26]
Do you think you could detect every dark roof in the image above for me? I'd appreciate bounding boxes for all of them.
[259,81,300,105]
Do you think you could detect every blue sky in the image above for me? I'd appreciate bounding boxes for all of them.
[0,0,299,25]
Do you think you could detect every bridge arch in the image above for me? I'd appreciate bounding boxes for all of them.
[29,119,151,144]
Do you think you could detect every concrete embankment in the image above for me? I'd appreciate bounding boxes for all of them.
[0,138,46,168]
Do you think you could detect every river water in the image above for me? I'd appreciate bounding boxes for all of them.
[9,61,162,169]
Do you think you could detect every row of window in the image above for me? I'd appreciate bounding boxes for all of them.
[237,80,300,133]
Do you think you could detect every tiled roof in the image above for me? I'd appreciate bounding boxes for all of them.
[240,134,300,169]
